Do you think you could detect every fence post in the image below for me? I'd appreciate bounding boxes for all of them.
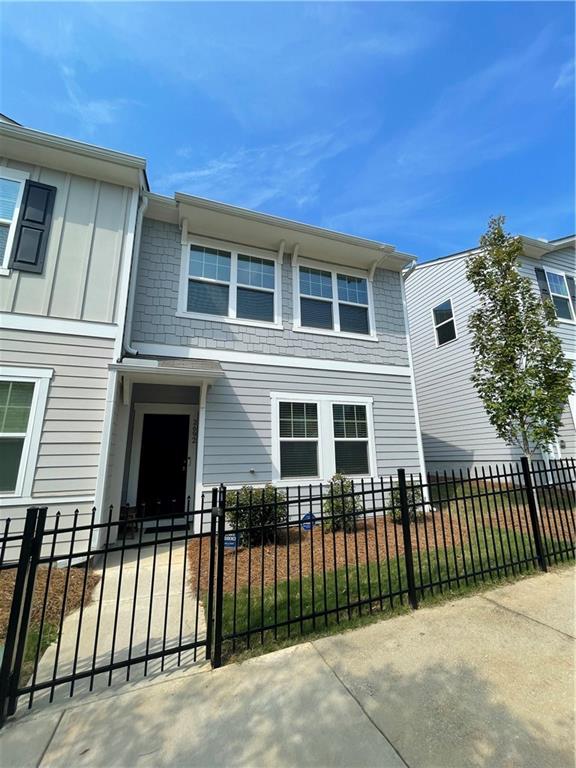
[0,507,45,726]
[212,484,227,669]
[521,456,548,573]
[397,469,418,610]
[205,488,218,662]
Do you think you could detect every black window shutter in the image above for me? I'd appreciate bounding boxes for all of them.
[566,275,576,314]
[534,267,551,301]
[8,180,56,274]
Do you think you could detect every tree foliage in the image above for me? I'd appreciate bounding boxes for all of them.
[466,216,573,459]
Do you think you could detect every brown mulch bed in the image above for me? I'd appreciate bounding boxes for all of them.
[0,566,100,642]
[188,502,574,595]
[189,513,471,594]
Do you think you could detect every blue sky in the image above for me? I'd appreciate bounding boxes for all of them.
[2,2,574,261]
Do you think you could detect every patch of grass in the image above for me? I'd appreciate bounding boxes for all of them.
[220,531,570,663]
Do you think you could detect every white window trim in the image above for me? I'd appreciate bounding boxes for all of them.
[544,268,576,324]
[0,366,53,499]
[292,257,378,341]
[178,234,283,329]
[270,392,377,484]
[431,298,458,347]
[0,167,29,274]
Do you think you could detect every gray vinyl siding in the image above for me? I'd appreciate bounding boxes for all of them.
[519,249,576,360]
[0,329,114,534]
[132,218,409,366]
[0,158,135,324]
[406,257,519,472]
[406,249,576,472]
[201,361,421,488]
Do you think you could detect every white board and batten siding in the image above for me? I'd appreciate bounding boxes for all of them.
[406,250,576,473]
[0,157,135,325]
[0,156,138,553]
[200,361,422,493]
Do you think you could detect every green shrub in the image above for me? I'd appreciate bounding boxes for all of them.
[322,474,363,532]
[389,484,425,524]
[225,484,287,546]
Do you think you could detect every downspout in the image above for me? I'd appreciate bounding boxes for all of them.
[400,259,430,504]
[122,190,148,357]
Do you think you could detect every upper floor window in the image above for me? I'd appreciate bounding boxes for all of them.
[181,240,280,326]
[432,299,457,346]
[545,270,574,321]
[295,262,375,338]
[0,168,28,271]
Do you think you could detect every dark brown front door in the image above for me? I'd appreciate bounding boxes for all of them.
[136,413,189,515]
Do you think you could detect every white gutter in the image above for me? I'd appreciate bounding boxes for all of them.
[122,186,148,357]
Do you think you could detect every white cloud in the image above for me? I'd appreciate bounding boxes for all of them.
[58,66,132,133]
[155,132,356,210]
[554,59,575,90]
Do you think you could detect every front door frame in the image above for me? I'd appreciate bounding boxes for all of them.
[127,403,198,512]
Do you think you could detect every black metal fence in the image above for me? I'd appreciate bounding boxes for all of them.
[0,501,216,725]
[214,457,575,657]
[0,457,574,725]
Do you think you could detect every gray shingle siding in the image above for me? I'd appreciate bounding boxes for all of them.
[132,218,409,366]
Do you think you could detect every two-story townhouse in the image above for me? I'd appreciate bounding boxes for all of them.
[0,118,146,546]
[101,192,427,524]
[405,235,576,473]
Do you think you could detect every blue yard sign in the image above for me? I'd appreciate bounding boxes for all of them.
[301,512,316,531]
[224,532,240,548]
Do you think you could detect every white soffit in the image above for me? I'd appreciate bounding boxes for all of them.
[0,123,146,188]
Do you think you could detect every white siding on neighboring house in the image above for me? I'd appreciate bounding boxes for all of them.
[406,244,576,473]
[406,256,519,472]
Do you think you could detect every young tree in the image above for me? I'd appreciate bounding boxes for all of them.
[466,216,574,461]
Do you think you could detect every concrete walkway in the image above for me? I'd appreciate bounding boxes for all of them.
[30,537,207,706]
[2,567,574,768]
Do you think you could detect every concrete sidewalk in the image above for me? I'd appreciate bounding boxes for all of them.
[2,567,574,768]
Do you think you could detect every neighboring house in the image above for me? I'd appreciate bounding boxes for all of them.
[405,235,576,473]
[101,192,427,523]
[0,118,146,544]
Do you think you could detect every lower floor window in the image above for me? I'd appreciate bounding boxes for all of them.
[333,404,369,475]
[0,381,34,492]
[0,368,52,497]
[273,394,374,481]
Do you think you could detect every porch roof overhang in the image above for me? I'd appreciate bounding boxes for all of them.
[110,357,224,390]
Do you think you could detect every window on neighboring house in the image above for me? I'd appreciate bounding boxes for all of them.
[545,271,574,321]
[333,404,369,475]
[274,395,375,481]
[279,401,319,478]
[0,369,51,497]
[297,264,373,337]
[0,169,28,270]
[184,243,278,324]
[432,300,457,345]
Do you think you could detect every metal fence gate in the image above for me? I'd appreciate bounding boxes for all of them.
[0,490,225,725]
